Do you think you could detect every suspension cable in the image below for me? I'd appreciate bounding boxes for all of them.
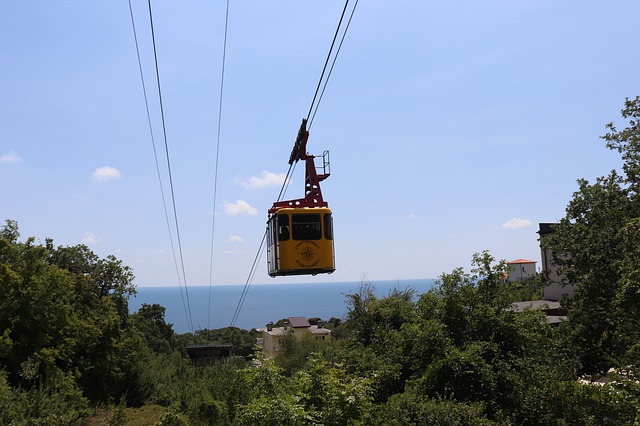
[308,0,359,128]
[146,0,194,332]
[207,0,231,330]
[230,230,267,327]
[128,0,192,329]
[305,0,354,128]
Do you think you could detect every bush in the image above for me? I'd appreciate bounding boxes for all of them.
[372,389,493,426]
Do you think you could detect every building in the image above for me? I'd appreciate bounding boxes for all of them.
[186,344,233,365]
[538,223,574,301]
[510,300,566,325]
[256,316,331,358]
[506,259,537,282]
[506,224,574,325]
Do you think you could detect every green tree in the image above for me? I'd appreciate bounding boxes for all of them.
[0,221,139,403]
[545,97,640,373]
[296,355,373,425]
[0,234,81,381]
[411,253,580,422]
[373,389,493,426]
[46,242,135,323]
[130,303,177,354]
[0,219,19,243]
[343,281,416,347]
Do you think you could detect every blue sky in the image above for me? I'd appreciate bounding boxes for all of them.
[1,1,638,288]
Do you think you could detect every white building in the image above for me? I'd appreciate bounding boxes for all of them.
[538,223,574,301]
[256,316,331,359]
[506,258,537,282]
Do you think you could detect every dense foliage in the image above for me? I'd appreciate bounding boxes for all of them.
[1,98,640,424]
[544,96,640,375]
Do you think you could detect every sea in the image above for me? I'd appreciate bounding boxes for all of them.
[128,279,436,334]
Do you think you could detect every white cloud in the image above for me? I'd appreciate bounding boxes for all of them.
[224,200,258,216]
[235,171,287,189]
[82,232,102,244]
[91,166,122,182]
[408,213,419,220]
[228,235,245,243]
[0,151,22,163]
[501,217,533,230]
[154,249,166,256]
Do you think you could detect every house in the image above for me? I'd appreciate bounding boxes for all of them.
[538,223,574,301]
[186,344,233,365]
[507,224,573,325]
[256,316,331,358]
[506,259,537,282]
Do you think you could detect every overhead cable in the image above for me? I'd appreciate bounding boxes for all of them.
[208,0,231,330]
[147,0,194,333]
[306,0,359,130]
[308,0,359,128]
[128,0,192,329]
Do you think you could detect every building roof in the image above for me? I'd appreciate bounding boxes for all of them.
[186,344,233,349]
[511,300,561,312]
[288,316,311,328]
[256,326,287,336]
[309,325,331,335]
[508,258,537,264]
[510,300,567,325]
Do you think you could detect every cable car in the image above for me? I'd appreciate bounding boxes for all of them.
[267,207,334,276]
[267,119,335,277]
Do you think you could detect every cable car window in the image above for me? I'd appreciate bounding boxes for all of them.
[277,214,290,241]
[323,213,333,240]
[267,216,275,245]
[292,214,322,240]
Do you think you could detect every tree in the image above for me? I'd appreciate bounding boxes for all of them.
[46,242,135,322]
[545,97,640,373]
[0,219,19,243]
[130,303,176,354]
[0,221,138,403]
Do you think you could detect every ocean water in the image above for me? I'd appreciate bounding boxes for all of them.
[128,279,436,334]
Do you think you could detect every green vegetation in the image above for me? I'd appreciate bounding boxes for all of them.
[2,98,640,424]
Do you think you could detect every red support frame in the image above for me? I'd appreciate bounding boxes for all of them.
[269,119,330,214]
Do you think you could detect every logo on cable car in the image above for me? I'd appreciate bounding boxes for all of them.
[300,246,315,261]
[295,241,320,268]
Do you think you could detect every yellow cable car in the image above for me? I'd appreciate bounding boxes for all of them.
[267,207,335,277]
[267,119,335,277]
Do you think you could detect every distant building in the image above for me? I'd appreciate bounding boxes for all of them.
[510,300,566,325]
[538,223,574,301]
[186,344,233,365]
[256,316,331,358]
[506,259,537,282]
[504,224,574,325]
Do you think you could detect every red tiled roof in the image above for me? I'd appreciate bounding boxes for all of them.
[507,258,536,264]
